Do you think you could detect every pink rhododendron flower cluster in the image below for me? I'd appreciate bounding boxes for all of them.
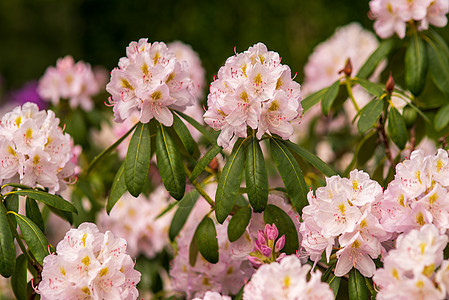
[38,56,100,111]
[369,0,449,39]
[98,187,174,258]
[242,255,334,300]
[374,149,449,234]
[300,170,387,277]
[247,223,286,268]
[373,224,449,299]
[106,38,196,126]
[0,102,78,193]
[37,223,141,300]
[204,43,302,148]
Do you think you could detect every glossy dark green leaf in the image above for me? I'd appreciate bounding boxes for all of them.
[14,213,49,265]
[189,234,199,267]
[246,137,268,212]
[301,87,328,111]
[124,122,151,197]
[263,204,299,254]
[1,183,33,191]
[195,216,219,264]
[357,98,383,133]
[189,144,222,182]
[228,206,252,242]
[283,140,337,177]
[169,190,199,241]
[107,162,126,214]
[426,30,449,98]
[172,112,197,155]
[321,80,340,116]
[8,190,77,213]
[270,138,307,214]
[388,106,408,150]
[435,104,449,131]
[175,111,218,145]
[25,197,45,233]
[215,139,247,223]
[156,125,186,200]
[11,254,27,300]
[357,78,384,97]
[405,32,428,96]
[328,274,341,298]
[348,269,369,300]
[87,122,138,174]
[0,202,15,277]
[4,193,19,228]
[357,39,395,79]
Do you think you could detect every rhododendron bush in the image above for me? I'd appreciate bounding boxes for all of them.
[3,1,449,299]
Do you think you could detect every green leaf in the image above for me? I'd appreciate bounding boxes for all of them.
[189,144,222,182]
[1,183,33,191]
[283,140,337,177]
[357,78,384,97]
[357,98,383,133]
[263,204,299,254]
[175,110,218,145]
[435,104,449,131]
[172,112,198,155]
[107,162,127,214]
[426,30,449,98]
[269,138,307,214]
[195,216,219,264]
[228,206,252,242]
[327,274,341,298]
[156,125,186,200]
[348,269,369,300]
[246,136,268,212]
[357,39,395,79]
[8,190,77,213]
[124,122,151,197]
[169,190,199,241]
[13,212,49,265]
[189,234,199,267]
[321,80,341,116]
[87,122,138,174]
[4,193,19,228]
[215,138,247,224]
[11,254,27,300]
[388,106,408,149]
[301,87,328,112]
[46,205,74,225]
[405,32,428,96]
[25,197,45,233]
[0,202,15,277]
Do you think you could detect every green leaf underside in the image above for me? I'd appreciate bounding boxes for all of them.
[169,190,200,241]
[228,206,252,242]
[357,98,383,133]
[124,122,151,197]
[107,162,127,214]
[0,202,15,277]
[263,204,299,254]
[8,190,77,213]
[246,136,268,212]
[195,217,219,264]
[405,32,428,95]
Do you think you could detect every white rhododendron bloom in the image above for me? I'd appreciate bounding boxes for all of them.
[106,38,196,126]
[192,291,232,300]
[37,222,141,300]
[243,255,333,300]
[0,102,78,193]
[38,56,100,111]
[203,42,302,148]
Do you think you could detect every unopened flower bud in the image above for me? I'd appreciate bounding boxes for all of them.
[386,72,395,94]
[339,58,352,77]
[274,235,286,252]
[264,224,279,241]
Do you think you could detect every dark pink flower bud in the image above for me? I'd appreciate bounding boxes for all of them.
[260,245,272,258]
[264,223,279,241]
[247,255,263,268]
[275,235,286,252]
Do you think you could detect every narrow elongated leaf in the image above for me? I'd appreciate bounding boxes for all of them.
[189,144,222,181]
[435,104,449,131]
[348,269,369,300]
[46,205,74,225]
[357,39,395,79]
[357,98,383,133]
[388,106,408,149]
[357,78,384,97]
[4,193,19,228]
[175,111,218,145]
[327,274,341,298]
[321,80,340,116]
[270,138,307,214]
[11,254,27,300]
[405,32,428,95]
[13,212,49,265]
[156,125,186,200]
[172,112,197,155]
[124,122,151,197]
[195,217,219,264]
[1,183,33,191]
[427,35,449,98]
[215,139,247,224]
[0,203,15,277]
[263,204,299,254]
[8,190,77,213]
[301,87,328,111]
[87,122,138,174]
[169,190,200,241]
[25,198,45,233]
[107,162,126,214]
[189,234,199,267]
[283,140,337,177]
[246,137,268,212]
[228,206,252,242]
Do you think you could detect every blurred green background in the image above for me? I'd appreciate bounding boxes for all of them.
[0,0,372,92]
